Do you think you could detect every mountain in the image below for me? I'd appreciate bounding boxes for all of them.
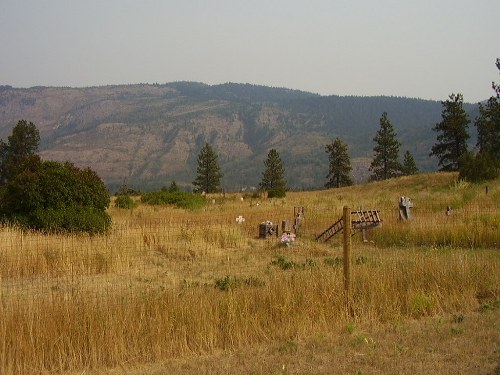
[0,83,478,191]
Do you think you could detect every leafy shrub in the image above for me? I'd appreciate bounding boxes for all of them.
[141,191,205,210]
[0,157,111,233]
[115,194,138,209]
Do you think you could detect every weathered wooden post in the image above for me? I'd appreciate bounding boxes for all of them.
[343,206,352,315]
[293,206,304,233]
[360,205,367,242]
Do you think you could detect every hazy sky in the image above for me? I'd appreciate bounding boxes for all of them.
[1,0,499,102]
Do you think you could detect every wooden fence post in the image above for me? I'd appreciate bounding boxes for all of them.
[343,206,353,315]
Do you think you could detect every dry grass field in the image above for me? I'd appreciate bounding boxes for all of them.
[0,172,499,374]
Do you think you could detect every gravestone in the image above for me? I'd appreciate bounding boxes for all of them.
[259,221,278,238]
[399,196,413,221]
[282,220,292,233]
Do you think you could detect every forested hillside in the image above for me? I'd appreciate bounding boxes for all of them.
[0,83,478,191]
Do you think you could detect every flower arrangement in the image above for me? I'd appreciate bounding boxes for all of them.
[280,232,296,247]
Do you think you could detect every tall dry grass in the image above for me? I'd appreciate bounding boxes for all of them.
[0,172,498,374]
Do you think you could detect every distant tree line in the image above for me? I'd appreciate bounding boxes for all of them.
[323,58,499,187]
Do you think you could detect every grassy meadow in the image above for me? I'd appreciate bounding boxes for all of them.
[0,172,499,374]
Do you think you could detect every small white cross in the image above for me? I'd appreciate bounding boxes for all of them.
[236,215,245,224]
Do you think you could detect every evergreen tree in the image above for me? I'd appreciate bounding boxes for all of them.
[325,137,353,188]
[458,151,499,182]
[369,112,402,181]
[0,119,40,185]
[167,180,180,193]
[460,59,500,182]
[430,93,470,171]
[259,148,287,197]
[401,150,419,176]
[192,143,223,193]
[475,58,500,160]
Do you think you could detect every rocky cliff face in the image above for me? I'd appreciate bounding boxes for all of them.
[0,83,451,191]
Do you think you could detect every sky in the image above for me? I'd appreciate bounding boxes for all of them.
[1,0,499,102]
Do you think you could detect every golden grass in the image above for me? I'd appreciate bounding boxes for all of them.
[0,172,499,374]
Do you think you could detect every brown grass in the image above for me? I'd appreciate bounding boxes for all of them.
[0,172,499,374]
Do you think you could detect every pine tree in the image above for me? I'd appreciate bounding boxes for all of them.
[475,58,500,160]
[162,180,180,193]
[325,137,353,188]
[192,143,223,193]
[369,112,402,181]
[430,93,470,171]
[401,150,419,176]
[259,148,287,197]
[167,180,180,193]
[0,119,40,185]
[460,59,500,182]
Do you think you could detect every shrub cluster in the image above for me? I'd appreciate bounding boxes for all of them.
[114,194,138,209]
[140,191,205,210]
[0,157,111,233]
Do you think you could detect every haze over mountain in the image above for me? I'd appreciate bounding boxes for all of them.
[0,83,478,192]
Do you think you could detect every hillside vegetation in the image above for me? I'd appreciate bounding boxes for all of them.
[0,83,479,191]
[0,172,498,374]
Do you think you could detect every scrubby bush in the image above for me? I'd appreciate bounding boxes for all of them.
[28,206,111,233]
[115,194,138,209]
[0,156,111,233]
[140,191,205,210]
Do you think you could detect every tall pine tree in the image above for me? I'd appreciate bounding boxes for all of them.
[460,59,500,182]
[325,137,353,188]
[475,58,500,161]
[259,148,287,197]
[369,112,402,181]
[430,93,470,171]
[192,143,223,193]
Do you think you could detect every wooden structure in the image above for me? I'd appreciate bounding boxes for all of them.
[316,210,382,242]
[343,207,353,315]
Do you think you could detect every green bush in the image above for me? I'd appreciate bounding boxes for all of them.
[30,206,111,233]
[0,157,111,233]
[115,194,138,209]
[141,191,205,210]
